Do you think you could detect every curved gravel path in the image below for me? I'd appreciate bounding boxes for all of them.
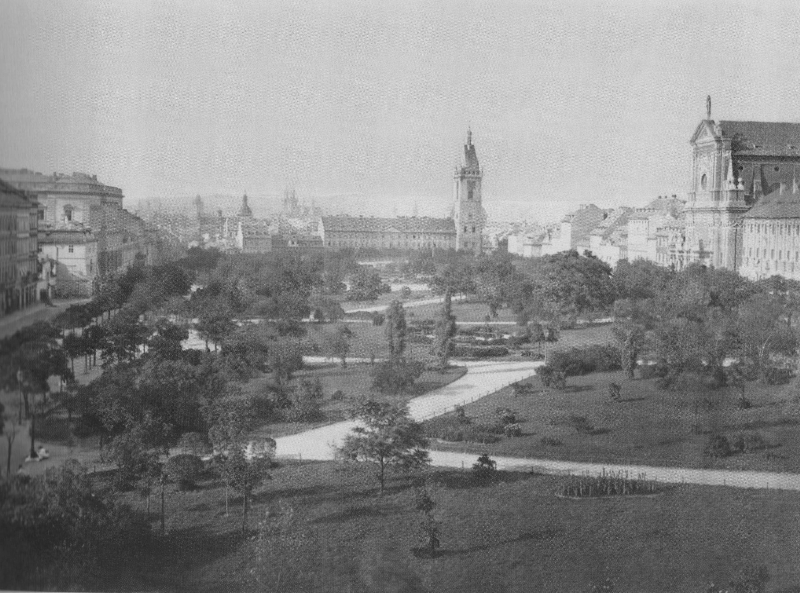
[273,359,543,460]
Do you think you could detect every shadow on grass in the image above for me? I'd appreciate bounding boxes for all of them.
[560,385,594,394]
[428,469,537,490]
[618,397,646,403]
[141,526,248,590]
[434,527,565,557]
[311,502,404,525]
[727,417,800,431]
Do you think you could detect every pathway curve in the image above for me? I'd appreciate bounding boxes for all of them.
[274,359,543,460]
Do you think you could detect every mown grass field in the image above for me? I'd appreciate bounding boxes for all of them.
[426,370,800,473]
[100,460,800,593]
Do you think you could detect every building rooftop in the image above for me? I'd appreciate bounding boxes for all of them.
[0,177,36,208]
[744,184,800,219]
[0,168,123,197]
[719,121,800,157]
[321,216,456,234]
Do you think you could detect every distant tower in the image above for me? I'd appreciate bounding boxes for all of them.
[239,193,253,217]
[453,128,485,254]
[194,194,204,219]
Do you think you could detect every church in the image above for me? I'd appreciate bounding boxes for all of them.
[680,98,800,279]
[318,130,486,254]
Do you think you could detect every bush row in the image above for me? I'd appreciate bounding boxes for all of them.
[547,344,621,376]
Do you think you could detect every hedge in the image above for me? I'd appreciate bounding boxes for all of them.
[547,344,621,376]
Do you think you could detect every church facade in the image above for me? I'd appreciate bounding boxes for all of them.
[319,130,485,254]
[682,99,800,279]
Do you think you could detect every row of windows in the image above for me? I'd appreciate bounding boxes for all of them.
[747,223,800,236]
[326,240,451,249]
[748,247,800,261]
[744,259,800,275]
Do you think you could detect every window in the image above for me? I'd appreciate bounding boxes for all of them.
[467,181,474,201]
[700,174,707,190]
[472,226,476,233]
[68,245,74,253]
[38,210,44,220]
[64,205,73,222]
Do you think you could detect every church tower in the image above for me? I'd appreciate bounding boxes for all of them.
[453,128,485,254]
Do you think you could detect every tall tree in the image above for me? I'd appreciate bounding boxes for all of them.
[384,300,407,359]
[226,445,270,533]
[432,291,457,368]
[339,400,429,496]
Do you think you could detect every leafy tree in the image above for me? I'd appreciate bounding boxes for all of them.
[472,453,498,482]
[0,461,151,591]
[285,378,324,422]
[107,417,166,490]
[148,319,188,360]
[339,400,429,496]
[165,453,204,490]
[612,259,673,302]
[737,293,797,379]
[432,291,457,368]
[267,339,305,386]
[348,267,384,301]
[323,324,352,367]
[372,358,424,394]
[430,257,476,297]
[611,321,645,380]
[415,485,440,557]
[385,300,407,359]
[309,295,345,323]
[226,445,270,533]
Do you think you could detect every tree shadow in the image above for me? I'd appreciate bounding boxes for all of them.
[560,385,594,394]
[311,502,404,525]
[617,397,646,403]
[435,527,565,557]
[727,417,799,431]
[428,469,536,490]
[140,526,248,591]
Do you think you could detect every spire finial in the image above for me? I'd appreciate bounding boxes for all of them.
[706,95,711,120]
[467,126,472,146]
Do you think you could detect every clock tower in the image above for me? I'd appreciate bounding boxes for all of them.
[453,128,485,254]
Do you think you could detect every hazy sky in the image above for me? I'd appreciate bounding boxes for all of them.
[2,0,800,222]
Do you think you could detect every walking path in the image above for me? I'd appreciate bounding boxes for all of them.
[0,298,90,340]
[278,358,800,492]
[274,359,543,460]
[343,294,465,314]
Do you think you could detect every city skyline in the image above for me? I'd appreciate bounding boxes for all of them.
[3,1,800,223]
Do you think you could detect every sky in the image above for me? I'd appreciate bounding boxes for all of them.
[2,0,800,223]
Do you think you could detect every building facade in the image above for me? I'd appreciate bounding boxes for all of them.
[319,130,485,253]
[0,179,39,316]
[683,104,800,273]
[0,169,154,296]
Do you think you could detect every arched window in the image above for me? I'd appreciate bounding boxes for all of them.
[64,205,74,222]
[700,174,707,190]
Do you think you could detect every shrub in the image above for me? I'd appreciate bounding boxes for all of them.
[503,423,522,437]
[178,432,209,456]
[538,365,567,389]
[638,363,661,380]
[548,344,622,376]
[704,434,732,458]
[166,454,204,490]
[731,432,767,454]
[567,415,595,434]
[496,407,517,425]
[608,382,621,402]
[372,358,425,394]
[331,389,345,401]
[761,366,792,385]
[452,345,509,358]
[371,312,385,326]
[472,453,498,481]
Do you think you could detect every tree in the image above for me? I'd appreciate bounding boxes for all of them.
[323,324,352,367]
[267,339,304,386]
[349,267,384,301]
[432,291,457,368]
[737,293,797,380]
[309,295,345,323]
[339,400,429,496]
[1,403,20,478]
[384,300,407,359]
[372,358,424,394]
[415,485,440,557]
[226,445,270,533]
[611,321,645,380]
[148,319,188,361]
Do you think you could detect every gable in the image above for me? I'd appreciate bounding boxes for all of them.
[690,120,718,145]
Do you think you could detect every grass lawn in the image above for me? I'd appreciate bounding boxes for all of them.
[406,301,517,323]
[426,370,800,473]
[100,460,800,593]
[244,363,467,438]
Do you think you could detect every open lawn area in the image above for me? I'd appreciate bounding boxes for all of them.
[244,363,466,438]
[426,370,800,473]
[406,301,517,323]
[98,460,800,593]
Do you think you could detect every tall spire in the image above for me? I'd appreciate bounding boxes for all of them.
[793,168,799,194]
[467,126,472,146]
[706,95,711,120]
